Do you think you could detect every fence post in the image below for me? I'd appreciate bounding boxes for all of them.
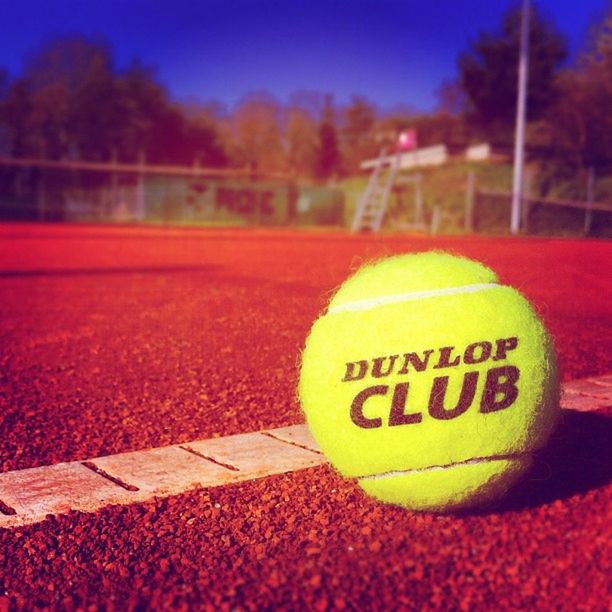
[136,150,146,222]
[110,149,118,221]
[465,171,475,232]
[414,173,423,225]
[584,167,595,235]
[430,205,441,235]
[37,168,46,222]
[37,140,47,221]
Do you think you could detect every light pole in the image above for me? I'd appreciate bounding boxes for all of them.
[510,0,530,234]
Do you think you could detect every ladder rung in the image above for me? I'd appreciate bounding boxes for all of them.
[352,148,401,232]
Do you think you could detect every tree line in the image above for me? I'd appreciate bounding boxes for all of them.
[0,5,610,184]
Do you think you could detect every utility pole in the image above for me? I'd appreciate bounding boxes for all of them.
[510,0,530,234]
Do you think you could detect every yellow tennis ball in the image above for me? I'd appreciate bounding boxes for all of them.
[299,252,560,512]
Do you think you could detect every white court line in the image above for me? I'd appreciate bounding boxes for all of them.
[0,376,610,529]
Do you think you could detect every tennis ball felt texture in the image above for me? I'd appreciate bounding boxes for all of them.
[299,252,560,512]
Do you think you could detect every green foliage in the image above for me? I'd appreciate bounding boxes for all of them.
[2,79,33,156]
[341,96,378,173]
[0,35,227,165]
[230,93,284,173]
[536,10,612,180]
[285,107,318,178]
[451,4,611,220]
[458,4,567,136]
[315,98,341,180]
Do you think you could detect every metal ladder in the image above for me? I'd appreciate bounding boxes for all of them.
[351,149,402,232]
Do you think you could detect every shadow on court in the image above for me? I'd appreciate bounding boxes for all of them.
[474,408,612,515]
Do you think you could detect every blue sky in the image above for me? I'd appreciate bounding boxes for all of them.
[0,0,608,112]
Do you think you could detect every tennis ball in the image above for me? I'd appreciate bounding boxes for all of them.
[299,252,559,512]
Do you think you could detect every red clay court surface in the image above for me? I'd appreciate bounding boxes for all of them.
[0,223,610,609]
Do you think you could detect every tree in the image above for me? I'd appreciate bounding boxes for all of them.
[285,107,318,178]
[458,4,567,137]
[2,79,34,156]
[287,90,328,123]
[231,93,284,172]
[22,35,117,159]
[0,69,8,153]
[341,96,377,173]
[535,9,612,185]
[181,110,228,167]
[0,35,229,166]
[70,49,121,160]
[314,96,340,180]
[114,61,171,161]
[435,79,466,116]
[576,9,612,169]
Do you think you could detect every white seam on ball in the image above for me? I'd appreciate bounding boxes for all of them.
[358,451,531,481]
[327,283,500,314]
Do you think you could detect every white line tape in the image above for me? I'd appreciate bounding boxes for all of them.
[0,425,323,529]
[0,377,609,529]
